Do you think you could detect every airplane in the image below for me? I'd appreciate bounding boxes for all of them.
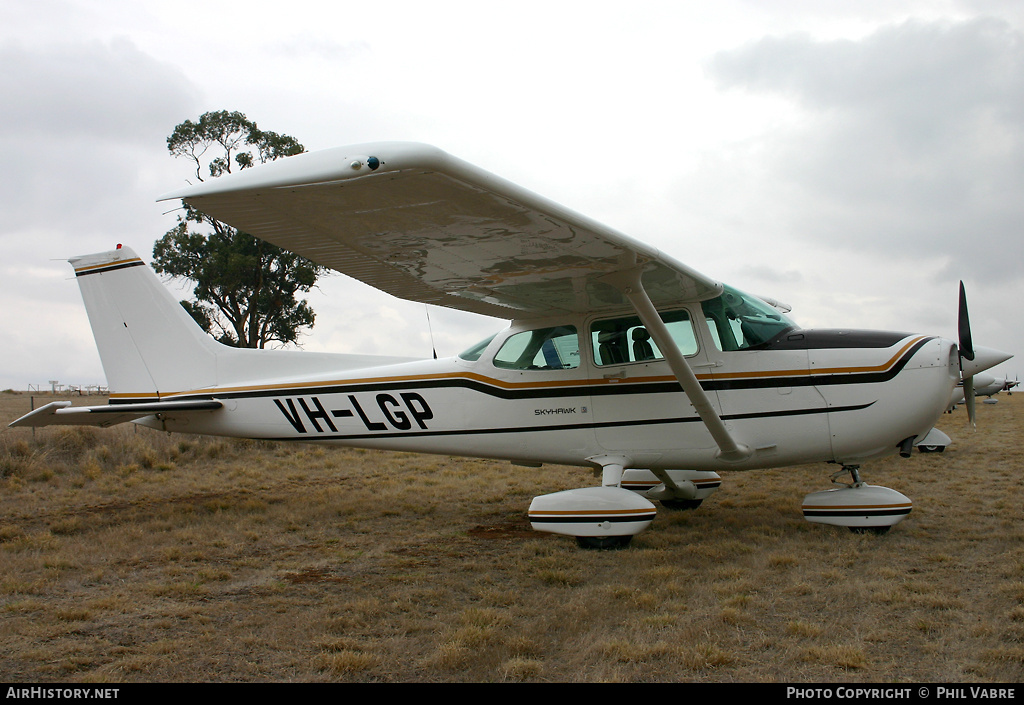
[9,142,1013,548]
[950,371,1019,408]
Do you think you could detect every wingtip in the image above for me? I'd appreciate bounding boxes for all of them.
[155,141,447,203]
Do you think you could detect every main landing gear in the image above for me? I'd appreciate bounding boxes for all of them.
[526,457,723,550]
[801,464,913,534]
[528,458,913,548]
[575,535,634,550]
[526,458,658,550]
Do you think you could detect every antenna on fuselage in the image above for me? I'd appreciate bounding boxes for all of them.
[425,304,437,359]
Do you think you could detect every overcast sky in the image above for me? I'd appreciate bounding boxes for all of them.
[2,0,1022,392]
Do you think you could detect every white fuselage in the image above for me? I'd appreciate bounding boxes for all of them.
[140,314,960,473]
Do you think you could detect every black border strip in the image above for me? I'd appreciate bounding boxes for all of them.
[803,507,912,518]
[84,401,223,414]
[74,260,145,277]
[529,513,657,524]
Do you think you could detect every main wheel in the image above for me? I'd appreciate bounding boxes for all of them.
[849,526,890,535]
[918,445,945,453]
[660,498,703,511]
[575,535,633,550]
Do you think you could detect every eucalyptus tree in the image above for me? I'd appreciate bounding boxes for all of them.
[153,111,328,348]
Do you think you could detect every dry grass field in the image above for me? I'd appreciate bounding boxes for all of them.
[1,390,1022,683]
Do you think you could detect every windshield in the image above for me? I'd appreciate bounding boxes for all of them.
[701,285,797,351]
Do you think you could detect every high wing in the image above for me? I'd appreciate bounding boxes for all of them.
[158,142,721,319]
[10,400,223,428]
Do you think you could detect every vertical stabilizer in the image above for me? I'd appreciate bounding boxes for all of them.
[70,246,220,398]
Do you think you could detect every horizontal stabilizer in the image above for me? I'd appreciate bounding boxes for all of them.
[8,400,223,429]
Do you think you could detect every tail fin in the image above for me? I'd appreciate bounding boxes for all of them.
[70,246,220,399]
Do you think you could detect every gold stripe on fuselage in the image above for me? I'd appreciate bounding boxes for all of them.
[108,335,927,402]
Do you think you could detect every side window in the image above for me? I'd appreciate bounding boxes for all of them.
[493,326,580,370]
[704,317,725,351]
[591,310,697,366]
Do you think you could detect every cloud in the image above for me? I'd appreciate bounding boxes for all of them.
[269,34,371,62]
[0,36,203,389]
[0,38,200,249]
[705,17,1024,283]
[0,36,198,141]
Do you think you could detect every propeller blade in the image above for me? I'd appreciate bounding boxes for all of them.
[958,281,975,362]
[965,376,976,429]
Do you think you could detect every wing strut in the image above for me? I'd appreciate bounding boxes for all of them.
[603,267,753,463]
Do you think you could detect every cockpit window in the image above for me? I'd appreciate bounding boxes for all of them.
[458,334,497,361]
[591,310,697,366]
[701,285,797,351]
[493,326,580,370]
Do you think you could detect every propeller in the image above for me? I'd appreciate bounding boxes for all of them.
[958,281,976,428]
[956,283,1014,425]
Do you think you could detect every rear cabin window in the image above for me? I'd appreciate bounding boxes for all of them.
[493,326,580,370]
[458,334,497,361]
[590,310,697,366]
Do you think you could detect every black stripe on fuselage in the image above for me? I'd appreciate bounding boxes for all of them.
[127,336,934,406]
[710,336,935,391]
[256,401,874,443]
